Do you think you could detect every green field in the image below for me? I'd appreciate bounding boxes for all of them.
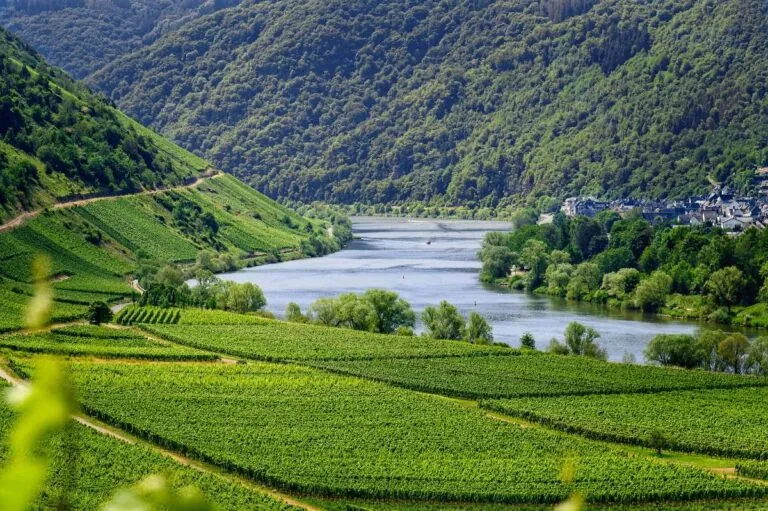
[143,322,511,361]
[310,353,767,399]
[65,360,762,505]
[737,461,768,480]
[0,287,89,333]
[77,198,200,262]
[483,387,768,460]
[0,381,298,510]
[0,324,216,360]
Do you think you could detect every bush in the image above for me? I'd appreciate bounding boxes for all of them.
[520,332,536,350]
[87,301,113,325]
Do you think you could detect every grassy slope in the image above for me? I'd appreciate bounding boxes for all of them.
[0,381,300,510]
[65,359,759,505]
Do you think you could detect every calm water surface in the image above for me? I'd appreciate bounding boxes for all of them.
[220,217,703,362]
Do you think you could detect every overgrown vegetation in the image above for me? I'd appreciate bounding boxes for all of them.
[10,0,765,208]
[480,212,768,325]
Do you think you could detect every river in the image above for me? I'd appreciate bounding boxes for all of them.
[218,217,704,362]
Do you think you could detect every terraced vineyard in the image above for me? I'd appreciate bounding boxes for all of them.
[115,306,182,326]
[0,286,88,333]
[65,360,762,505]
[310,353,768,398]
[143,322,511,361]
[77,198,200,262]
[0,324,215,360]
[0,382,299,510]
[116,306,271,326]
[483,387,768,459]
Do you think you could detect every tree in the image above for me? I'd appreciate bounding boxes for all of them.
[564,322,606,359]
[154,265,185,288]
[706,267,745,311]
[222,282,266,314]
[520,239,549,291]
[422,301,466,340]
[633,271,672,312]
[694,330,727,371]
[479,245,515,281]
[747,337,768,375]
[648,429,668,456]
[520,332,536,350]
[309,297,340,327]
[717,334,750,374]
[465,312,493,345]
[285,302,307,323]
[363,289,415,334]
[87,301,113,325]
[644,334,699,369]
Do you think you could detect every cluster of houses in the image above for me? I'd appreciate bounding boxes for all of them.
[562,170,768,233]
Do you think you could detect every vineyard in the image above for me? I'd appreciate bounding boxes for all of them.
[310,353,768,399]
[737,462,768,481]
[63,360,762,505]
[0,324,216,360]
[0,286,88,333]
[482,387,768,460]
[77,198,200,262]
[115,306,182,326]
[143,322,510,361]
[0,382,299,510]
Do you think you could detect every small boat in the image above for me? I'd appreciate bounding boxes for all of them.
[426,240,432,245]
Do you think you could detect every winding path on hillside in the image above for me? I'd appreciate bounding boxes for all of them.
[0,170,223,234]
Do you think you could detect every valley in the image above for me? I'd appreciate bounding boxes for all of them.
[1,1,768,510]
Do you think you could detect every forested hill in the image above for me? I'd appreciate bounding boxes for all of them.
[0,26,210,223]
[7,0,768,207]
[0,1,214,79]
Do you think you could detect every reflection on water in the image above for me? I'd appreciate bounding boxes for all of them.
[219,217,708,362]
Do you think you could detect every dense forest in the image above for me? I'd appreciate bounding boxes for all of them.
[0,0,209,79]
[0,27,204,222]
[3,0,768,208]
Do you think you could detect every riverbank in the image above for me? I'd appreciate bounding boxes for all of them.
[213,217,706,362]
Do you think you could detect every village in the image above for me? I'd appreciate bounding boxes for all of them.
[561,167,768,232]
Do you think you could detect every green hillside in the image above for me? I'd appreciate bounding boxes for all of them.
[0,0,211,79]
[0,25,210,223]
[8,0,763,207]
[0,26,341,332]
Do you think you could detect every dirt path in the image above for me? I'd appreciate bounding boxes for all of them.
[0,362,320,511]
[0,171,223,234]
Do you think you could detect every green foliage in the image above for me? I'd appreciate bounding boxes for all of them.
[465,312,493,345]
[0,324,214,360]
[312,352,764,400]
[285,302,307,323]
[422,301,466,341]
[706,267,746,311]
[520,332,536,350]
[548,322,606,360]
[66,360,759,504]
[633,271,673,312]
[648,430,668,456]
[645,335,700,369]
[143,321,505,362]
[0,384,300,510]
[484,386,768,459]
[0,27,201,222]
[30,0,766,208]
[86,301,112,325]
[0,357,75,511]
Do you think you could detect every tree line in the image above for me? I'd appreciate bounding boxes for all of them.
[480,210,768,325]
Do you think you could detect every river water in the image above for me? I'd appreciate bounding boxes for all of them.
[219,217,703,362]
